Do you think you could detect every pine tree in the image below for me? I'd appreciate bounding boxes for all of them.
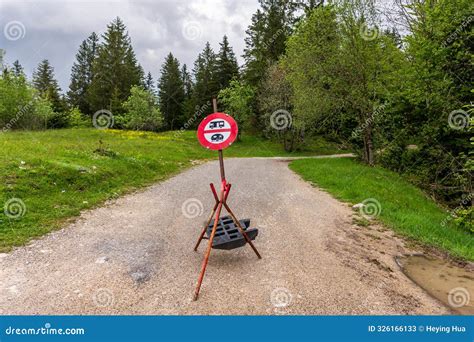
[137,64,145,88]
[87,17,143,115]
[181,64,193,98]
[191,42,219,113]
[32,59,65,113]
[157,52,185,130]
[181,63,195,124]
[243,0,295,87]
[144,72,155,94]
[68,32,99,114]
[299,0,324,15]
[216,35,239,89]
[12,60,25,78]
[0,49,4,70]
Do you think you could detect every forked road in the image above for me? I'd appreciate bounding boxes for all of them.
[0,158,448,314]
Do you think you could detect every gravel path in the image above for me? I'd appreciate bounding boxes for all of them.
[0,158,449,314]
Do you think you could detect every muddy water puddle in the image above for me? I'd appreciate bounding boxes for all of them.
[397,255,474,315]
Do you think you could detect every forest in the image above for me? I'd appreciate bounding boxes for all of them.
[0,0,472,230]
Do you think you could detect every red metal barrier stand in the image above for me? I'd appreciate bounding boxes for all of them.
[193,99,262,301]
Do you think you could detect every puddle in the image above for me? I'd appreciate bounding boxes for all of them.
[397,255,474,315]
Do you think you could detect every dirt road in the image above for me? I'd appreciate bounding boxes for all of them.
[0,158,449,314]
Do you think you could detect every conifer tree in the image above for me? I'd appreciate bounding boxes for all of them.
[157,52,185,130]
[144,72,155,94]
[191,42,219,113]
[215,35,239,89]
[12,60,25,78]
[87,17,143,114]
[243,0,295,88]
[68,32,99,114]
[181,63,195,122]
[32,59,65,113]
[181,64,193,98]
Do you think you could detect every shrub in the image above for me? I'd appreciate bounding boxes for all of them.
[0,72,55,131]
[68,107,89,127]
[122,86,163,131]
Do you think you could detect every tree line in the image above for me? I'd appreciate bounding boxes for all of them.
[0,16,239,132]
[0,0,472,218]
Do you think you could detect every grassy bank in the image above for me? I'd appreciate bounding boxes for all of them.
[289,158,473,261]
[0,128,344,252]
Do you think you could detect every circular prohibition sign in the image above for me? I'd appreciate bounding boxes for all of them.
[197,112,238,150]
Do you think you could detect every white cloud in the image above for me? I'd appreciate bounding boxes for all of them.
[0,0,259,89]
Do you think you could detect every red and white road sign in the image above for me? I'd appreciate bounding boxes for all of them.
[197,113,238,150]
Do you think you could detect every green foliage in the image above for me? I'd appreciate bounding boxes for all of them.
[191,42,220,115]
[282,0,472,205]
[376,0,473,205]
[122,86,163,131]
[0,49,4,68]
[243,0,295,88]
[452,207,473,234]
[68,32,99,115]
[285,2,402,164]
[218,80,255,136]
[215,35,239,89]
[284,5,340,126]
[87,17,144,115]
[258,63,300,151]
[68,107,89,128]
[32,59,68,119]
[0,70,55,130]
[12,60,25,78]
[157,53,185,130]
[144,72,155,94]
[181,64,194,123]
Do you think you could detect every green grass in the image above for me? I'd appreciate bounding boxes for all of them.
[0,128,345,252]
[289,158,474,261]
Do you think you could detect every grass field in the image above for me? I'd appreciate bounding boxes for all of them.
[289,158,473,261]
[0,128,345,252]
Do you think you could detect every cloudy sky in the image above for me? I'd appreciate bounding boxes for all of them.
[0,0,259,90]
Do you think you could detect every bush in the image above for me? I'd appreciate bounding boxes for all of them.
[453,207,473,234]
[68,107,89,127]
[0,72,55,131]
[122,86,163,131]
[218,79,255,138]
